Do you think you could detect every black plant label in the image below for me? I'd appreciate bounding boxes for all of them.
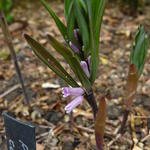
[3,113,36,150]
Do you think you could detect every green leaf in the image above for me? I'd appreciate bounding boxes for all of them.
[73,0,90,57]
[24,34,79,87]
[6,13,13,23]
[64,0,73,22]
[93,0,107,49]
[85,0,97,84]
[47,34,73,58]
[130,26,150,76]
[84,0,107,83]
[79,0,87,14]
[47,34,92,92]
[41,0,68,40]
[6,0,13,11]
[66,3,75,42]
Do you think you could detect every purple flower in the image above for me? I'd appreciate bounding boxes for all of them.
[69,41,80,54]
[80,61,90,78]
[65,96,84,113]
[62,87,85,113]
[62,87,84,97]
[74,29,79,40]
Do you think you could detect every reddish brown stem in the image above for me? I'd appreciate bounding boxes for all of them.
[95,97,107,150]
[120,64,139,134]
[84,90,98,120]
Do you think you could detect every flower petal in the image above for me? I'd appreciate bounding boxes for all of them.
[65,96,84,113]
[62,87,84,97]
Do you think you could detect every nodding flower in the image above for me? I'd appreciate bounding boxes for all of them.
[62,87,84,113]
[65,96,84,113]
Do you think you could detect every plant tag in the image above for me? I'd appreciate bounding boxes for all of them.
[3,113,36,150]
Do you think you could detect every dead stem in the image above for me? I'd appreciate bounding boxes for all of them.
[0,12,29,104]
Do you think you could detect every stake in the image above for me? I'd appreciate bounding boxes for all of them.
[0,12,29,104]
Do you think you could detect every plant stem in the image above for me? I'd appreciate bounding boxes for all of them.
[95,96,107,150]
[84,90,98,120]
[120,110,129,134]
[0,12,29,104]
[120,64,138,134]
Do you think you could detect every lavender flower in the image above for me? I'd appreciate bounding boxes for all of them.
[69,41,80,54]
[65,96,84,113]
[62,87,84,97]
[62,87,84,113]
[80,61,90,78]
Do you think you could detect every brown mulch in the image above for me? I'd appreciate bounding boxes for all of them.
[0,1,150,149]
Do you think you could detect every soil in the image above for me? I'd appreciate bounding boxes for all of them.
[0,1,150,149]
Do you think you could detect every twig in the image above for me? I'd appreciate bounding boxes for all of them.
[0,12,29,104]
[141,132,150,143]
[0,84,20,99]
[134,116,150,119]
[76,125,94,133]
[107,134,121,147]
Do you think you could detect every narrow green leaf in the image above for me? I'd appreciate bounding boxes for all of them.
[79,0,87,14]
[84,0,107,83]
[94,0,107,49]
[85,0,97,84]
[64,0,73,22]
[47,34,92,92]
[73,0,90,57]
[66,3,76,41]
[94,0,107,48]
[24,34,79,87]
[41,0,67,40]
[47,34,73,58]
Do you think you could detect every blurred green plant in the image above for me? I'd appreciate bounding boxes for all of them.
[0,0,13,23]
[119,0,150,14]
[108,0,150,15]
[130,26,150,76]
